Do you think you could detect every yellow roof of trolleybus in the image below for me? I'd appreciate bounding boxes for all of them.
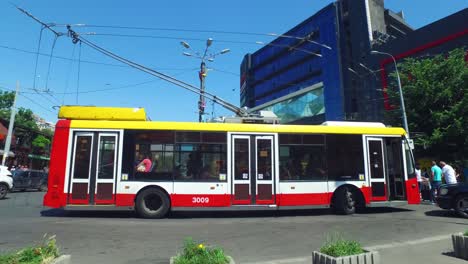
[59,106,406,136]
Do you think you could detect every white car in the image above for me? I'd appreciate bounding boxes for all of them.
[0,165,13,199]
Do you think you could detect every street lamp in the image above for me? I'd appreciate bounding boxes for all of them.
[180,38,230,122]
[371,50,409,137]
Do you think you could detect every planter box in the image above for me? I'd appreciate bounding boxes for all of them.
[43,255,71,264]
[312,251,379,264]
[452,233,468,260]
[170,256,235,264]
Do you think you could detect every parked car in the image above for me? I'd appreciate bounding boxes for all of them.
[11,170,48,192]
[436,183,468,218]
[0,165,13,199]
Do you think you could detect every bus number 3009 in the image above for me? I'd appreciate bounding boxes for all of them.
[192,197,210,203]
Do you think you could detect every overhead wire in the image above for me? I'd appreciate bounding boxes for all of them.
[32,26,45,91]
[44,34,59,92]
[0,44,193,70]
[55,23,332,50]
[0,86,55,113]
[76,41,82,104]
[63,44,76,104]
[66,27,247,116]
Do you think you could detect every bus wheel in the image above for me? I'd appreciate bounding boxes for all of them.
[334,187,356,215]
[135,188,170,219]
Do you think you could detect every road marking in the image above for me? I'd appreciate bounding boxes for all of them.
[244,235,452,264]
[244,256,311,264]
[366,234,451,251]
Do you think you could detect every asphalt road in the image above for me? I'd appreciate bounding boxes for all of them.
[1,191,467,264]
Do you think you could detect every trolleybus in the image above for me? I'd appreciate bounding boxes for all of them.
[44,106,420,218]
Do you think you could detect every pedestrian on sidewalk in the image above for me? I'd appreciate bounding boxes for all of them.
[415,163,423,195]
[440,161,457,184]
[430,160,442,203]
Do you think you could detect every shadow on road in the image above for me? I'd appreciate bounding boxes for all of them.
[41,208,137,218]
[442,251,459,260]
[40,206,414,219]
[425,209,462,219]
[357,207,413,214]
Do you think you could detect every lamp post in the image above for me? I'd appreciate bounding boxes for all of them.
[180,39,230,122]
[371,50,409,137]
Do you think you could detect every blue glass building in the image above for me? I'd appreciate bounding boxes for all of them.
[240,0,414,124]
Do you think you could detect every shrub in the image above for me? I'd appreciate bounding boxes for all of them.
[173,238,229,264]
[320,234,365,257]
[464,230,468,236]
[0,235,59,264]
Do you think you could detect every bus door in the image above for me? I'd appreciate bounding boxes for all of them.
[231,135,275,205]
[68,132,119,205]
[366,137,387,201]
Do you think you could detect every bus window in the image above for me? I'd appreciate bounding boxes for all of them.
[326,135,365,181]
[404,138,416,179]
[121,130,227,182]
[279,134,326,181]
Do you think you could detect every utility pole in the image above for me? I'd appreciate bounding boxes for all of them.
[199,61,207,122]
[2,81,19,166]
[371,50,410,138]
[180,39,230,122]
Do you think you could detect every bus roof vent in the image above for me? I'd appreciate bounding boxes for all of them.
[221,111,280,124]
[321,121,386,127]
[58,106,147,121]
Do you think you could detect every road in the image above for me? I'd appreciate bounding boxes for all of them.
[1,191,467,264]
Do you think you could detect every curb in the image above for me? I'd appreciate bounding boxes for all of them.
[50,255,71,264]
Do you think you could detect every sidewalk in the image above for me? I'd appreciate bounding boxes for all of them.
[373,235,465,264]
[246,235,466,264]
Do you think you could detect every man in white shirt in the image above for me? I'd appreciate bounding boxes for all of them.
[440,161,457,184]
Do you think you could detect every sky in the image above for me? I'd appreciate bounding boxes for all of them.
[0,0,466,123]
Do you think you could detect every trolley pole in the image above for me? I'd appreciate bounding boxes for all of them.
[2,81,19,166]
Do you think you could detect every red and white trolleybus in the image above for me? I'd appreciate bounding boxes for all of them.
[44,106,420,218]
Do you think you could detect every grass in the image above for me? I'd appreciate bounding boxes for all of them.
[173,238,229,264]
[0,235,59,264]
[320,234,365,258]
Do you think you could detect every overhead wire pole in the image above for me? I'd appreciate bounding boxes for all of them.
[2,81,19,166]
[180,39,230,122]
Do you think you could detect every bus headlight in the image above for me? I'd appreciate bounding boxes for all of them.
[439,187,449,196]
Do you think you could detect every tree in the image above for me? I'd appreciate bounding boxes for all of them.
[0,91,14,120]
[32,135,51,151]
[385,48,468,164]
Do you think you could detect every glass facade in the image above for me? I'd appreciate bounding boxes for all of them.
[256,87,324,124]
[240,3,343,123]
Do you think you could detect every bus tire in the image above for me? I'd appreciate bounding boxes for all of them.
[333,187,356,215]
[135,188,170,219]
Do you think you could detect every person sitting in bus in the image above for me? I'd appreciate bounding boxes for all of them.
[136,153,152,173]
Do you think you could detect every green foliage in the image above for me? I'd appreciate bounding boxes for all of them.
[385,48,468,162]
[320,234,365,257]
[173,238,229,264]
[32,135,51,149]
[0,235,59,264]
[464,230,468,236]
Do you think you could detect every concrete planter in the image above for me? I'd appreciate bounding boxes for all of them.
[312,251,379,264]
[44,255,71,264]
[452,233,468,260]
[170,256,235,264]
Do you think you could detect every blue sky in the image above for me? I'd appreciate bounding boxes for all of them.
[0,0,466,123]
